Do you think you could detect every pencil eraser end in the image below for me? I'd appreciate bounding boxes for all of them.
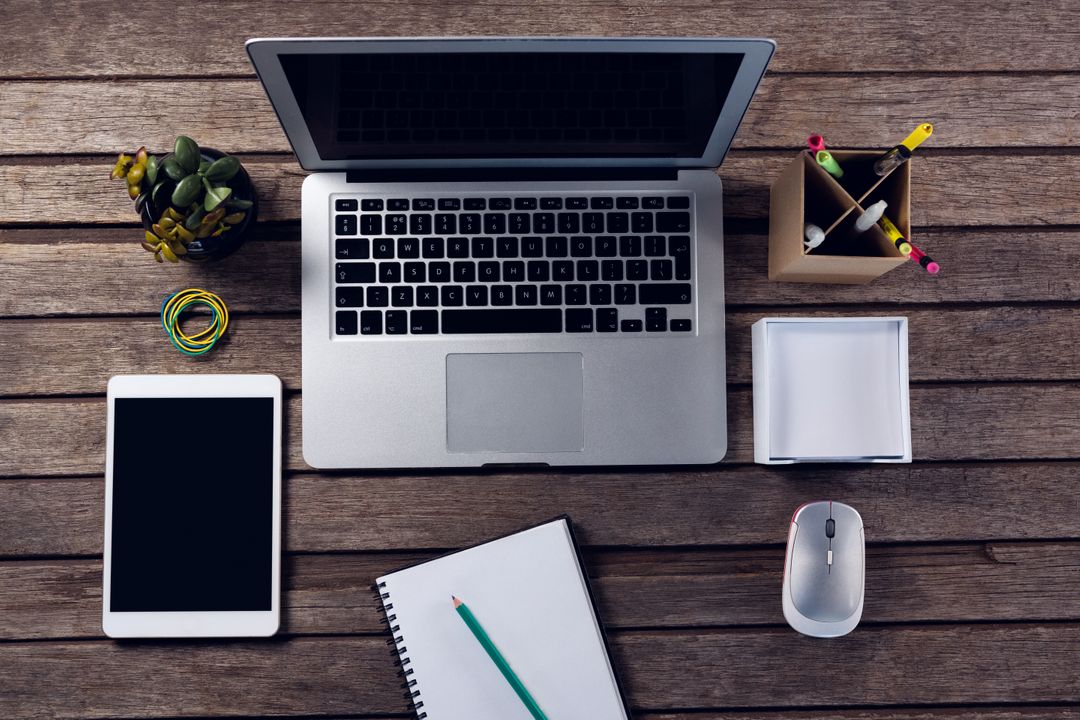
[926,262,941,274]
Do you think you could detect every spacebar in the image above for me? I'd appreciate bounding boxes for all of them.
[442,309,563,334]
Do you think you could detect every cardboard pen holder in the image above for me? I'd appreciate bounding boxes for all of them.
[768,150,911,284]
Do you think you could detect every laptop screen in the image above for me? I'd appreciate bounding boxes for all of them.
[279,51,744,161]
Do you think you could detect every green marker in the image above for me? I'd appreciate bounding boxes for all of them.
[453,595,548,720]
[816,150,844,179]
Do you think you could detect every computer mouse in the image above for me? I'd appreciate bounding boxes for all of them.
[782,501,864,638]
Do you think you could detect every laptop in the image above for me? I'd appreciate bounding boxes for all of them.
[246,37,775,469]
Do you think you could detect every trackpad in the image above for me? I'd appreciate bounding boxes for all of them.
[446,353,584,453]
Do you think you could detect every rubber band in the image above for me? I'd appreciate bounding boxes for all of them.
[160,288,229,355]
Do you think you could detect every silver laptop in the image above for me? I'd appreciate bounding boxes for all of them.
[247,37,774,468]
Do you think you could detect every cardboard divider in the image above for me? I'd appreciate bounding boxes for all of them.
[768,149,911,284]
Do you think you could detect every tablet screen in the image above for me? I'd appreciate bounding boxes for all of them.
[109,397,275,612]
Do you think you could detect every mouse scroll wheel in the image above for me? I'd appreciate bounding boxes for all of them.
[825,518,836,538]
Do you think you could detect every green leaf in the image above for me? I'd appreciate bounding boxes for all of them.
[145,155,159,185]
[198,159,211,173]
[203,156,240,183]
[184,206,206,230]
[151,180,173,211]
[203,185,232,211]
[162,157,187,181]
[174,135,200,172]
[225,197,253,209]
[171,174,202,207]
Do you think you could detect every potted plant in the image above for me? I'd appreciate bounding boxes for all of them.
[111,136,257,263]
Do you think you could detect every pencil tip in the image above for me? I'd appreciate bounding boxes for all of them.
[451,595,462,608]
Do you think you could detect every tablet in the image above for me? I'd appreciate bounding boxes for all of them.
[103,374,282,638]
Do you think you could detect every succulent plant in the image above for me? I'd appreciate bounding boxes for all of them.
[111,136,252,263]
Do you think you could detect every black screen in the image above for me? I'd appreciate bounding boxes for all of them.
[280,51,744,160]
[110,397,274,612]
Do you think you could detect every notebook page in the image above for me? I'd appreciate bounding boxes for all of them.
[377,519,627,720]
[769,320,904,459]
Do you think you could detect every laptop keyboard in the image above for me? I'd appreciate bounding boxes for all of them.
[332,194,694,336]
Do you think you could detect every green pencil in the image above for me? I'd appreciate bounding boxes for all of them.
[452,595,548,720]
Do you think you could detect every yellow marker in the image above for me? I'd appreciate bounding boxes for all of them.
[900,123,934,152]
[879,216,913,255]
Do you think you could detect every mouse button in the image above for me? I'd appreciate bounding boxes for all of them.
[831,502,863,527]
[788,524,834,619]
[825,518,836,538]
[793,501,830,527]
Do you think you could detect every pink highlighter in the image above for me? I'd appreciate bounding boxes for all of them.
[908,245,940,274]
[807,133,827,153]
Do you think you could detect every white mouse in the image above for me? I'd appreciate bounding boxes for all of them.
[782,501,864,638]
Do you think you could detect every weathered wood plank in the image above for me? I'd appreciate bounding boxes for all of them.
[2,152,1078,226]
[4,462,1078,557]
[3,383,1079,477]
[2,626,1078,718]
[5,74,1079,156]
[3,0,1078,78]
[4,306,1077,397]
[616,625,1080,710]
[4,228,1080,319]
[3,542,1079,640]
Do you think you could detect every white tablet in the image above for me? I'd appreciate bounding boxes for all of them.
[103,374,282,638]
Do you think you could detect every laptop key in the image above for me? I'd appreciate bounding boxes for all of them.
[590,197,614,209]
[621,319,643,332]
[423,237,445,258]
[466,286,488,306]
[460,214,481,234]
[514,198,537,210]
[566,197,588,210]
[527,260,550,282]
[566,284,587,305]
[441,285,464,306]
[360,215,381,235]
[435,214,457,234]
[616,197,639,209]
[417,286,438,307]
[489,198,512,210]
[410,309,438,334]
[522,237,544,257]
[558,213,580,233]
[360,310,382,335]
[437,198,460,211]
[373,238,394,259]
[597,308,619,332]
[596,236,617,257]
[650,259,673,281]
[619,235,642,256]
[606,213,629,233]
[336,214,357,235]
[412,198,435,211]
[570,236,592,257]
[387,199,409,211]
[509,213,530,234]
[671,319,692,332]
[639,283,692,304]
[540,197,562,209]
[491,285,513,306]
[478,261,500,282]
[336,287,364,307]
[566,308,594,332]
[546,236,568,257]
[533,213,555,234]
[657,212,691,233]
[463,198,485,210]
[589,284,612,305]
[385,214,407,234]
[666,196,691,209]
[582,213,603,233]
[448,238,469,258]
[553,260,574,281]
[614,284,636,305]
[483,214,506,235]
[428,262,451,283]
[336,238,369,259]
[631,212,653,233]
[380,262,401,283]
[409,214,432,235]
[602,260,623,281]
[367,287,389,307]
[540,285,562,305]
[646,307,667,332]
[404,262,426,283]
[361,199,383,211]
[386,310,408,334]
[626,260,648,280]
[577,260,599,282]
[335,310,358,335]
[645,236,666,256]
[336,262,376,284]
[497,237,519,258]
[392,286,414,307]
[442,309,562,333]
[503,261,525,282]
[453,261,476,283]
[670,236,692,279]
[642,197,664,209]
[397,238,420,258]
[515,285,538,306]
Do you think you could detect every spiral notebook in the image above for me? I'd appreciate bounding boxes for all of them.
[375,517,631,720]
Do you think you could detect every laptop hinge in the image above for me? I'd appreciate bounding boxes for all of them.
[345,166,680,184]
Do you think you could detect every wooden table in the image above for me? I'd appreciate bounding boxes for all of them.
[3,2,1080,718]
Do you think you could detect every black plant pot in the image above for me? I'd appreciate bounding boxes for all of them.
[139,147,258,263]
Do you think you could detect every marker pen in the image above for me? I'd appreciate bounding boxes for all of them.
[816,150,844,179]
[807,133,826,153]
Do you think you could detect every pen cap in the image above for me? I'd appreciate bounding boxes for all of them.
[901,123,933,151]
[854,200,888,232]
[807,134,826,153]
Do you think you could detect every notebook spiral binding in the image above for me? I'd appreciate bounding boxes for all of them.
[373,581,427,719]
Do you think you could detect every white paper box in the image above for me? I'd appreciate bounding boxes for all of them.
[752,317,912,464]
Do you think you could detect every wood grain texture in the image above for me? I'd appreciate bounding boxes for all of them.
[4,542,1080,641]
[5,228,1080,318]
[615,625,1080,710]
[5,74,1080,155]
[2,0,1078,78]
[4,152,1080,226]
[4,463,1079,557]
[3,383,1080,477]
[1,626,1078,718]
[3,305,1078,397]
